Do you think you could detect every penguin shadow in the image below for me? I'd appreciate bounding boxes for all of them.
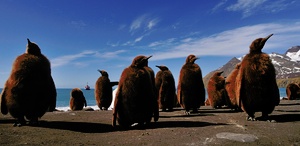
[147,121,227,129]
[200,108,242,114]
[278,103,300,106]
[38,120,114,133]
[269,114,300,123]
[275,109,300,113]
[0,119,17,124]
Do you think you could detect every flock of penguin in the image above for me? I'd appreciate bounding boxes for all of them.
[0,34,285,128]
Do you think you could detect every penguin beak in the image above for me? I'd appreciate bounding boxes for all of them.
[146,55,152,60]
[260,34,273,47]
[27,38,31,44]
[264,34,273,40]
[155,65,160,68]
[97,69,102,73]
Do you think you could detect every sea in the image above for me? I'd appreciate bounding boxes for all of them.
[0,88,287,111]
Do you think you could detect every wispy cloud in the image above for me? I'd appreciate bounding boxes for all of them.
[135,36,144,43]
[70,20,87,29]
[95,50,127,59]
[147,18,159,30]
[223,0,295,18]
[264,0,296,13]
[51,49,127,67]
[226,0,267,18]
[129,14,159,34]
[51,50,97,67]
[212,0,228,13]
[148,38,176,48]
[151,21,300,60]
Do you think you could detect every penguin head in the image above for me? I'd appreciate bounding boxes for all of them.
[249,34,273,53]
[26,38,41,55]
[235,63,241,69]
[215,71,224,76]
[98,69,108,77]
[186,54,198,64]
[156,65,169,71]
[131,55,152,68]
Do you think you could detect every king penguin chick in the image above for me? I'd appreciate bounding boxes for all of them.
[225,63,241,111]
[207,71,229,109]
[236,34,280,121]
[1,39,56,126]
[177,55,205,115]
[95,70,118,110]
[70,88,87,111]
[112,55,158,128]
[155,65,176,112]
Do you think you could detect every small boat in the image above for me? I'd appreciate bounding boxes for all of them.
[85,82,91,90]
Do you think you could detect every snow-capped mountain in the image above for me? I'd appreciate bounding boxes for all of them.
[285,46,300,62]
[203,46,300,87]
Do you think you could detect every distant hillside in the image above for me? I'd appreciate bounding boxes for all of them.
[203,46,300,88]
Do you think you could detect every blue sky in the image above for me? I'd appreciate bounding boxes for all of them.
[0,0,300,88]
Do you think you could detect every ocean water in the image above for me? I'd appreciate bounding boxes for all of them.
[0,88,287,111]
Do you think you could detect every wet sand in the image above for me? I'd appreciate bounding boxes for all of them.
[1,100,300,145]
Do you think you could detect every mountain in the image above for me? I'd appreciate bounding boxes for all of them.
[203,46,300,88]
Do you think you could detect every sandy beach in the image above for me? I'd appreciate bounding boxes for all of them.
[1,100,300,146]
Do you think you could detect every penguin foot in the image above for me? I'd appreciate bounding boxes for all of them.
[184,111,190,115]
[13,118,26,127]
[29,118,39,126]
[258,115,276,122]
[167,108,173,112]
[13,123,23,127]
[246,116,256,121]
[191,109,198,113]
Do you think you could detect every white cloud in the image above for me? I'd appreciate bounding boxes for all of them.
[51,49,127,68]
[51,50,96,67]
[135,36,144,43]
[95,50,126,59]
[181,38,193,43]
[224,0,295,18]
[148,38,176,48]
[130,15,146,32]
[226,0,267,18]
[264,0,296,13]
[147,18,159,30]
[129,14,159,33]
[151,21,300,61]
[212,0,228,13]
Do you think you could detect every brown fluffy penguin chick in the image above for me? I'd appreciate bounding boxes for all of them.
[0,39,57,126]
[94,70,118,110]
[207,71,229,109]
[225,63,241,111]
[112,55,158,128]
[70,88,87,111]
[155,65,176,112]
[286,83,300,100]
[236,34,280,121]
[177,55,206,115]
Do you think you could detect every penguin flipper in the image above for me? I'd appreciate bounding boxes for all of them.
[84,98,87,107]
[48,77,57,112]
[0,86,8,115]
[110,81,119,87]
[112,86,121,127]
